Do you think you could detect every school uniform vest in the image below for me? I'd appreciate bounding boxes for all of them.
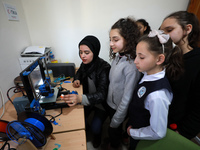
[128,76,172,128]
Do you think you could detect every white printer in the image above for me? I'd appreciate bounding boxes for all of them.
[19,46,51,70]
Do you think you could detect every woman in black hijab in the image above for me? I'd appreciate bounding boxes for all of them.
[63,35,110,148]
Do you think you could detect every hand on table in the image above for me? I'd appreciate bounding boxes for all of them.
[73,80,80,88]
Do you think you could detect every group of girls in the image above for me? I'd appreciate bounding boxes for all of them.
[62,10,200,150]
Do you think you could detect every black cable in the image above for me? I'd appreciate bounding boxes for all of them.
[15,84,26,96]
[0,140,11,150]
[7,85,26,105]
[7,87,16,104]
[45,107,63,123]
[0,140,16,150]
[59,83,68,91]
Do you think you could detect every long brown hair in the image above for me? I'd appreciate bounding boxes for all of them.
[109,17,140,60]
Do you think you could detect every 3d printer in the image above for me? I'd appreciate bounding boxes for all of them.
[13,56,69,114]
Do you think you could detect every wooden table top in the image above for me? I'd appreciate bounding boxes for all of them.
[0,80,87,150]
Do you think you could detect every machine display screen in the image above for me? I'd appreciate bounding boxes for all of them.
[29,65,44,100]
[20,57,46,103]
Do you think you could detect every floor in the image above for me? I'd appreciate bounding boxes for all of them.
[87,140,129,150]
[86,116,129,150]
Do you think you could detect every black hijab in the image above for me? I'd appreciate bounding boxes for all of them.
[78,35,101,93]
[79,35,100,61]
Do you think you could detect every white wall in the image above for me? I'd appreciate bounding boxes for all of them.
[0,0,31,106]
[0,0,189,106]
[21,0,190,67]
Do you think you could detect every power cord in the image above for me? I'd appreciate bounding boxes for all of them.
[45,107,63,123]
[0,140,16,150]
[7,84,26,105]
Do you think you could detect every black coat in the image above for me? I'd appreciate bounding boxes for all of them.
[74,57,111,105]
[168,47,200,139]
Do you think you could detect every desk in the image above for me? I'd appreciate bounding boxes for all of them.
[45,81,85,133]
[45,130,86,150]
[46,105,85,133]
[0,130,87,150]
[0,80,87,150]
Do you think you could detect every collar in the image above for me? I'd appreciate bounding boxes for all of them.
[119,52,125,57]
[139,69,166,84]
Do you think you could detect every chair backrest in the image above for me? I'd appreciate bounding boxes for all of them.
[47,63,75,78]
[136,128,200,150]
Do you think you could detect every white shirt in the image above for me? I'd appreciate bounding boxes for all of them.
[130,69,173,140]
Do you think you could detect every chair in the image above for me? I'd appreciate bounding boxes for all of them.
[136,128,200,150]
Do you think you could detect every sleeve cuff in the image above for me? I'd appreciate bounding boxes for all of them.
[81,94,90,106]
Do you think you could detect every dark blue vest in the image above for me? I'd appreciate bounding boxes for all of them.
[128,76,172,128]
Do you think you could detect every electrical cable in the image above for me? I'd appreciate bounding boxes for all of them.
[6,85,26,105]
[0,141,10,150]
[0,140,16,150]
[45,107,63,123]
[58,83,68,91]
[0,88,19,150]
[14,84,25,96]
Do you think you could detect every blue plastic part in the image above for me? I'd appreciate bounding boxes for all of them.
[6,120,47,147]
[45,76,51,82]
[41,108,45,115]
[29,61,38,71]
[40,56,45,60]
[30,99,36,108]
[30,99,44,113]
[39,79,54,98]
[22,70,31,76]
[70,91,78,94]
[55,143,61,149]
[21,122,46,147]
[6,121,32,144]
[53,77,65,83]
[52,120,58,125]
[24,118,45,132]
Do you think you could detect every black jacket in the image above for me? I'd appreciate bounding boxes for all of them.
[74,57,111,105]
[168,47,200,139]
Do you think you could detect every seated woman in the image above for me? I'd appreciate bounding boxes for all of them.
[62,35,111,148]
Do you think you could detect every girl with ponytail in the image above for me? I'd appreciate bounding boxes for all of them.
[127,30,183,150]
[160,11,200,142]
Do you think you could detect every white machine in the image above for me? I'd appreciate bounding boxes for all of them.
[19,46,51,70]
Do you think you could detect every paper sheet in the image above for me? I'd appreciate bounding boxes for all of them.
[24,46,46,54]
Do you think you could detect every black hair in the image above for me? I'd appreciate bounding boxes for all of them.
[136,19,151,35]
[109,17,140,60]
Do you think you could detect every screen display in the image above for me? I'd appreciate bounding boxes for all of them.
[29,65,44,100]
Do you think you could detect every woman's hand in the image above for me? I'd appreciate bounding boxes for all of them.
[62,94,82,107]
[73,80,80,88]
[127,125,132,136]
